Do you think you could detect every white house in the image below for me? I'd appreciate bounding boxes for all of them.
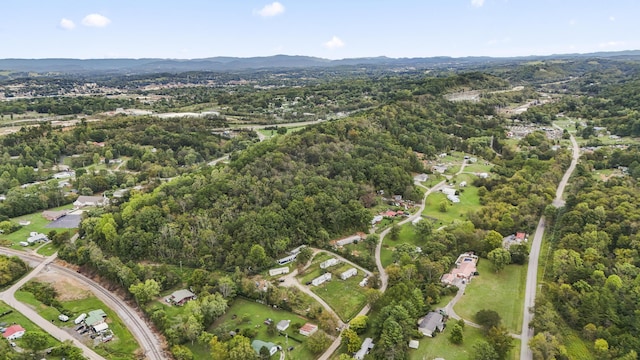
[251,340,278,356]
[354,338,375,360]
[371,215,384,225]
[277,254,297,265]
[335,234,361,247]
[74,195,108,207]
[74,313,87,325]
[27,232,48,244]
[340,268,357,280]
[276,320,290,331]
[459,181,467,187]
[447,194,461,203]
[311,273,331,286]
[2,325,25,340]
[320,258,339,269]
[441,187,456,196]
[268,267,290,277]
[479,172,489,179]
[290,245,306,255]
[359,277,368,287]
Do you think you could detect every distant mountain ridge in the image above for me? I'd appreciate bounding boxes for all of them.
[1,50,640,74]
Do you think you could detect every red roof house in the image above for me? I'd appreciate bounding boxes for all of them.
[3,324,26,340]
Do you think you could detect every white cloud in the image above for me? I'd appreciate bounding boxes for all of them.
[599,41,625,48]
[81,13,111,28]
[255,2,285,17]
[471,0,485,8]
[609,16,616,21]
[59,18,76,30]
[323,36,345,49]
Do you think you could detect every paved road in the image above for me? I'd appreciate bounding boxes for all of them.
[0,246,166,360]
[520,132,579,360]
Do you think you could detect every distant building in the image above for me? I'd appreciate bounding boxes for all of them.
[42,210,67,221]
[371,215,384,225]
[414,173,429,182]
[354,338,375,360]
[418,312,445,337]
[441,253,478,286]
[334,234,362,247]
[479,172,489,179]
[268,267,290,277]
[27,232,48,244]
[299,323,318,336]
[320,258,339,269]
[74,195,108,207]
[359,277,368,287]
[311,273,331,286]
[85,309,107,327]
[290,245,307,255]
[166,289,197,306]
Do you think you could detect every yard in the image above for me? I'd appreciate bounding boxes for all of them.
[409,319,520,360]
[310,265,369,321]
[453,260,526,334]
[210,298,317,360]
[421,182,482,227]
[0,204,75,250]
[14,287,140,360]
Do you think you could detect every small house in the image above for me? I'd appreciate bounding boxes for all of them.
[167,289,197,306]
[418,312,445,337]
[42,210,67,221]
[340,268,357,280]
[299,323,318,336]
[409,340,419,349]
[93,322,109,333]
[359,277,368,287]
[27,232,48,244]
[289,245,306,255]
[58,314,69,322]
[354,338,374,360]
[276,320,290,332]
[311,273,331,286]
[2,325,25,340]
[251,340,278,356]
[371,215,383,225]
[479,172,489,179]
[459,181,467,187]
[269,267,290,277]
[414,173,429,182]
[320,258,338,269]
[335,234,361,247]
[441,187,456,196]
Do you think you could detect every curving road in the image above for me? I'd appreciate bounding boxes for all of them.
[520,132,579,360]
[0,246,166,360]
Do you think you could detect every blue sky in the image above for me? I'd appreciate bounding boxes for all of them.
[1,0,637,59]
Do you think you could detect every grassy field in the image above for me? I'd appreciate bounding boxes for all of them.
[0,300,59,349]
[409,319,520,360]
[421,184,482,227]
[310,264,368,321]
[14,288,139,360]
[36,242,59,256]
[210,298,316,360]
[380,223,423,268]
[0,204,75,250]
[454,260,526,334]
[464,162,493,174]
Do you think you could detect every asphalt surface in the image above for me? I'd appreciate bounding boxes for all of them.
[46,214,82,228]
[520,132,579,360]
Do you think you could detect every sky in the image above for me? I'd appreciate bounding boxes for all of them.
[0,0,638,60]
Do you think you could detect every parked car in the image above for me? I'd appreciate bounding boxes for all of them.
[288,346,294,351]
[75,325,85,331]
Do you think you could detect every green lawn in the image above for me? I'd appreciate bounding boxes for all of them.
[0,300,59,349]
[454,260,526,334]
[36,242,59,256]
[421,184,482,227]
[210,298,317,360]
[464,162,494,174]
[409,319,520,360]
[310,266,368,321]
[0,204,75,249]
[381,223,424,268]
[14,288,139,360]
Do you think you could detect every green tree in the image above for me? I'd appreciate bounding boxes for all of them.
[471,341,499,360]
[484,230,504,254]
[487,248,511,272]
[342,328,361,354]
[217,276,237,299]
[475,310,502,330]
[171,345,194,360]
[296,246,313,266]
[22,331,49,352]
[439,200,449,212]
[349,315,369,334]
[487,326,514,360]
[415,219,433,243]
[389,224,400,241]
[128,279,160,305]
[248,244,267,270]
[259,346,271,360]
[449,323,464,344]
[227,335,257,360]
[528,332,567,360]
[308,330,331,354]
[210,336,229,360]
[594,338,609,359]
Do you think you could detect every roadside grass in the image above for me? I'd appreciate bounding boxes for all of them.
[0,204,74,250]
[0,300,59,349]
[13,288,139,360]
[409,318,520,360]
[454,260,526,334]
[209,298,316,360]
[310,265,369,321]
[37,242,59,256]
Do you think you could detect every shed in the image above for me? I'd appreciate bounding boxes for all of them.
[299,323,318,336]
[93,322,109,333]
[276,320,290,332]
[409,340,419,349]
